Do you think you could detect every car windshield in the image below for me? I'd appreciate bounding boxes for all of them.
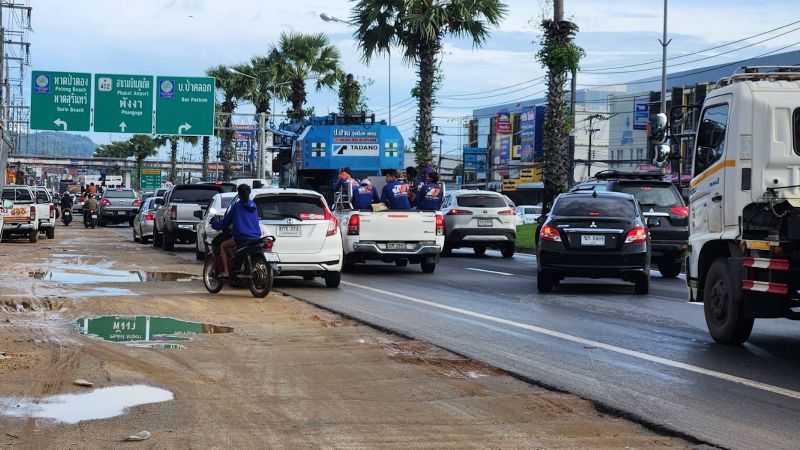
[255,195,325,221]
[2,188,32,203]
[104,190,136,199]
[617,184,682,207]
[553,196,635,218]
[457,195,507,208]
[171,188,221,204]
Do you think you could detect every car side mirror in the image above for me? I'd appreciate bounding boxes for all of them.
[193,210,204,219]
[646,217,661,228]
[154,198,165,206]
[536,215,546,225]
[1,199,12,209]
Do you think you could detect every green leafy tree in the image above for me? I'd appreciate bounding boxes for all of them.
[95,135,165,189]
[352,0,507,169]
[338,73,371,115]
[272,32,343,121]
[536,0,584,206]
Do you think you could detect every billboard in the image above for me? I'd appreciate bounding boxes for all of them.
[634,97,649,130]
[519,106,536,164]
[497,137,511,177]
[234,125,255,163]
[462,147,488,182]
[496,111,512,134]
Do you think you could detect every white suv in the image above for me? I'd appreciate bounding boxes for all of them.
[253,189,343,287]
[441,190,517,258]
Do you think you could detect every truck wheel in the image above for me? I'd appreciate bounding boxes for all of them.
[153,226,163,248]
[501,244,515,258]
[162,231,175,251]
[634,273,650,295]
[537,270,554,293]
[46,227,55,240]
[704,258,754,345]
[473,246,486,256]
[28,230,38,243]
[441,244,452,257]
[657,260,682,278]
[325,271,341,288]
[421,262,436,273]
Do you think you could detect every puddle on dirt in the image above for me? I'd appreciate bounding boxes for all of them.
[0,385,173,424]
[75,315,233,347]
[29,269,198,284]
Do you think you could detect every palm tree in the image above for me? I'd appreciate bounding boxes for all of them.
[201,135,210,180]
[352,0,506,169]
[235,50,290,116]
[206,65,249,180]
[272,32,342,121]
[167,136,199,183]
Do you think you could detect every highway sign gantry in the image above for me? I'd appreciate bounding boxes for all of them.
[155,76,214,136]
[30,71,92,131]
[94,74,154,133]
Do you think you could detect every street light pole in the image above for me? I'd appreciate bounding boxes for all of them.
[659,0,671,114]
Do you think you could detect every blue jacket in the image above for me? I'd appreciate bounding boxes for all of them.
[381,181,411,209]
[211,199,261,244]
[416,183,443,210]
[352,185,379,210]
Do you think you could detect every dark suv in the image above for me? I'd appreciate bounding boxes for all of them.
[571,171,688,278]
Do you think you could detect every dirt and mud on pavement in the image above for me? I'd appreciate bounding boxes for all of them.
[0,225,690,448]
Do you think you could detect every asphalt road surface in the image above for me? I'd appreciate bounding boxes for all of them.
[275,249,800,449]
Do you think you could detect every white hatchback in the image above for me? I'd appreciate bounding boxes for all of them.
[253,189,343,287]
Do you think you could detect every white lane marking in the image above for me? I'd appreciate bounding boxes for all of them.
[465,268,514,276]
[342,281,800,401]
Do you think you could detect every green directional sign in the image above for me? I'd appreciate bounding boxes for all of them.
[94,73,153,133]
[139,169,161,189]
[155,76,214,136]
[30,70,92,131]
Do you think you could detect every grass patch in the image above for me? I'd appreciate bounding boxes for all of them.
[516,224,537,250]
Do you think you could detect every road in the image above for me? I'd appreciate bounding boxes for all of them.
[269,248,800,449]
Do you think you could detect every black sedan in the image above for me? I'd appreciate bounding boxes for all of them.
[536,191,653,294]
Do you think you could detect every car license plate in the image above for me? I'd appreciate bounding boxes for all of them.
[278,225,300,237]
[386,242,406,250]
[478,219,493,227]
[91,215,98,219]
[264,252,280,263]
[581,235,605,246]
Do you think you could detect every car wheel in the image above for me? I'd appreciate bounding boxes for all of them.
[634,272,650,295]
[501,244,515,258]
[128,218,134,227]
[395,259,409,267]
[537,270,554,293]
[704,258,754,345]
[325,272,341,288]
[421,262,436,273]
[141,234,149,245]
[441,244,452,257]
[133,228,139,242]
[657,260,682,278]
[195,241,205,260]
[153,226,163,248]
[46,227,55,240]
[28,230,38,243]
[162,231,175,251]
[473,246,486,256]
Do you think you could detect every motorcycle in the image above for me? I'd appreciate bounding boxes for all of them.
[61,207,72,226]
[202,208,278,298]
[84,209,98,229]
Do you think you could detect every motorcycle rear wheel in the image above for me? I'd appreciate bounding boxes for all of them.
[248,256,273,298]
[203,254,223,293]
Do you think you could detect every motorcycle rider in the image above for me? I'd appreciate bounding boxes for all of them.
[60,192,73,210]
[211,184,261,278]
[83,193,98,225]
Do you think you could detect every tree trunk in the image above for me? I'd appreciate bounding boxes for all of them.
[169,139,178,183]
[541,19,572,211]
[553,0,564,21]
[135,157,144,190]
[290,78,306,121]
[201,136,210,181]
[415,43,438,169]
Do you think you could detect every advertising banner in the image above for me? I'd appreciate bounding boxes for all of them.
[496,111,512,134]
[634,97,649,130]
[519,106,536,164]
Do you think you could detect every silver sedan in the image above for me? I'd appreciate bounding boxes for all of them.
[132,197,159,244]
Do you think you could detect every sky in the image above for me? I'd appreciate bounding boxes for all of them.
[22,0,800,161]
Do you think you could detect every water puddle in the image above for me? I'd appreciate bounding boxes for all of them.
[75,315,233,346]
[29,269,198,284]
[0,385,173,424]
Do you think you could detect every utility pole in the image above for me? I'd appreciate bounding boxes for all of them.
[437,138,443,170]
[585,113,606,178]
[257,112,266,179]
[659,0,671,114]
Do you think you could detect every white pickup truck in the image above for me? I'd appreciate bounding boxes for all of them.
[335,203,445,273]
[0,185,40,242]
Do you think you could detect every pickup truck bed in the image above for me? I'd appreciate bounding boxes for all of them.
[335,209,444,273]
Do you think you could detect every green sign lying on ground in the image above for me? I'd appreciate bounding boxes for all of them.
[154,76,215,136]
[30,71,92,131]
[139,169,161,190]
[94,74,154,133]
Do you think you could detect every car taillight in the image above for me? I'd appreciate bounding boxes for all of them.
[323,205,338,237]
[540,225,562,242]
[263,238,274,252]
[29,206,35,219]
[49,204,56,218]
[133,198,142,206]
[435,214,444,236]
[498,209,514,215]
[101,198,111,206]
[144,213,155,221]
[170,205,177,221]
[347,214,360,236]
[624,226,648,244]
[670,206,689,217]
[446,209,473,216]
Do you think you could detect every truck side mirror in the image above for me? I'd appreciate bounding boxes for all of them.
[648,113,668,143]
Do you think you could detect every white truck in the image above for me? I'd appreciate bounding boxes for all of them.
[0,185,40,242]
[333,179,445,273]
[649,66,800,344]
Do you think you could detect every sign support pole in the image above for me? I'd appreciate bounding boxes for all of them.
[257,112,266,180]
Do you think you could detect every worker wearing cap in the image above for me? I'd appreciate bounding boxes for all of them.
[352,179,379,210]
[416,171,444,210]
